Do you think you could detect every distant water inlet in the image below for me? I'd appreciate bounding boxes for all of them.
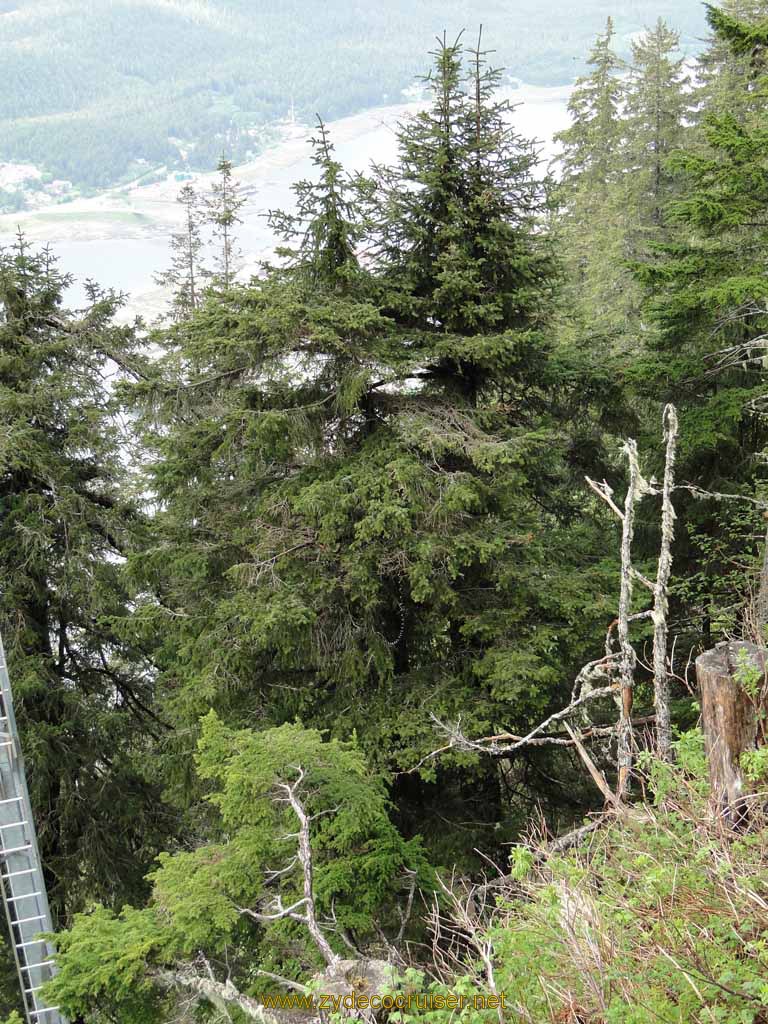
[57,238,171,311]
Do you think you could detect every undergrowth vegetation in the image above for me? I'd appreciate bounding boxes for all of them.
[392,732,768,1024]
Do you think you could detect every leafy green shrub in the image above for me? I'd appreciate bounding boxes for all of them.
[44,713,429,1022]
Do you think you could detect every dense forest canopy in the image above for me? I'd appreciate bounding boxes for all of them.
[2,2,768,1022]
[0,0,708,188]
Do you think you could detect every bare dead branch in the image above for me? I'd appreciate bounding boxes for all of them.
[615,438,647,798]
[429,683,619,759]
[585,477,625,521]
[546,818,606,855]
[563,723,619,807]
[236,895,309,923]
[321,898,362,956]
[396,868,418,947]
[234,767,338,967]
[279,767,339,967]
[674,484,767,508]
[154,967,280,1023]
[653,405,678,761]
[263,858,298,883]
[252,969,311,995]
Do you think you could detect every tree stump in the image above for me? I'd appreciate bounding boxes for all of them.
[696,641,768,827]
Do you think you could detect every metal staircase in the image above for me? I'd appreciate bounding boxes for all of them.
[0,635,66,1024]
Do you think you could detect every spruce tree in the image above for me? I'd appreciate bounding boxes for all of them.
[267,116,372,289]
[128,126,391,801]
[205,156,245,291]
[0,235,171,919]
[633,4,768,649]
[552,20,633,342]
[695,0,768,119]
[555,18,625,185]
[45,715,429,1022]
[132,40,614,864]
[622,20,691,233]
[155,183,209,322]
[554,19,692,348]
[636,5,768,464]
[373,32,555,348]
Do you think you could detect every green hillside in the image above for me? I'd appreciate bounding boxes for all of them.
[0,0,707,188]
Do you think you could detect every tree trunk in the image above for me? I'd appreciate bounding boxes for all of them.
[696,641,768,827]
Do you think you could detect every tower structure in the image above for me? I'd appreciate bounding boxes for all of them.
[0,634,65,1023]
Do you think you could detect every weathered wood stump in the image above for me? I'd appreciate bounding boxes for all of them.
[696,641,768,827]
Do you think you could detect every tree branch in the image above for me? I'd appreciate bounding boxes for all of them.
[278,767,339,967]
[428,682,619,759]
[154,966,283,1023]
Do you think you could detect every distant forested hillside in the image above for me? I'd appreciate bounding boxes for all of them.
[0,0,706,188]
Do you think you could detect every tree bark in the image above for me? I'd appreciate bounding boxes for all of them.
[652,405,678,761]
[696,641,768,827]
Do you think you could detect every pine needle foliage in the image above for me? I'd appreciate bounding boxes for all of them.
[0,235,173,920]
[126,38,614,866]
[154,183,210,322]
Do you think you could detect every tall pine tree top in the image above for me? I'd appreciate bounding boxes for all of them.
[551,20,634,345]
[639,4,768,375]
[155,183,210,322]
[555,18,625,184]
[623,19,691,231]
[268,117,373,292]
[373,32,556,346]
[205,156,245,291]
[696,0,768,117]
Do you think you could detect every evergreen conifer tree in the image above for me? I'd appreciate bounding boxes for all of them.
[552,20,633,342]
[45,715,429,1022]
[695,0,768,119]
[553,19,692,348]
[0,234,171,919]
[373,32,555,351]
[268,116,373,290]
[155,183,209,321]
[130,40,614,863]
[623,20,691,233]
[205,156,245,290]
[633,5,768,648]
[555,18,625,185]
